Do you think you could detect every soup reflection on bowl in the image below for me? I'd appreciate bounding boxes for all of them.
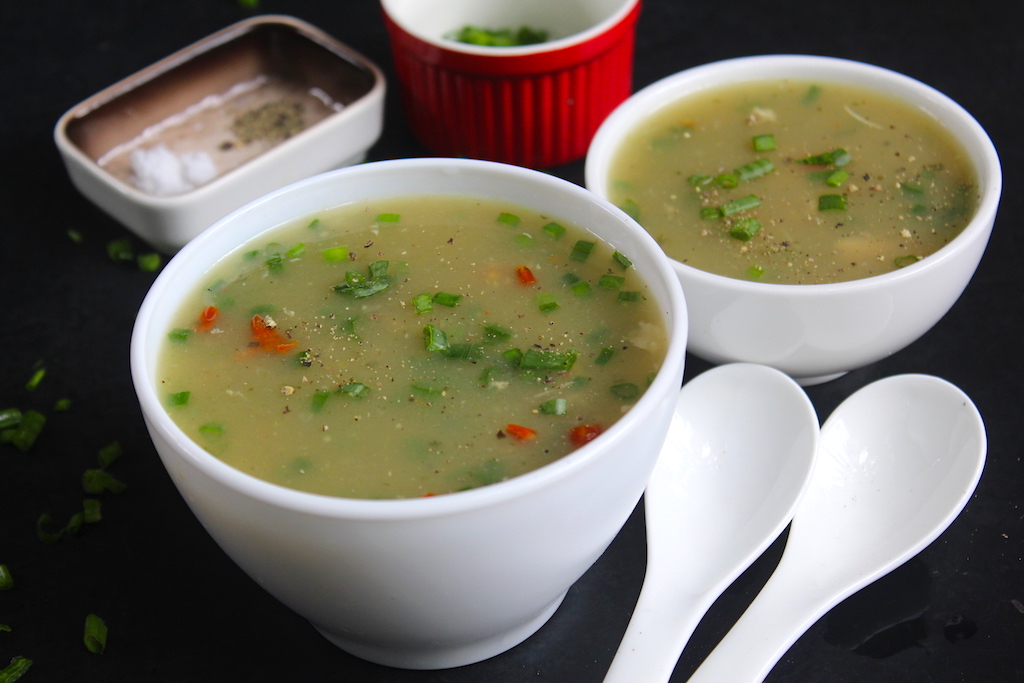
[131,158,687,669]
[586,54,1000,385]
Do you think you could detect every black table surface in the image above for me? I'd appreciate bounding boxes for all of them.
[3,1,1022,681]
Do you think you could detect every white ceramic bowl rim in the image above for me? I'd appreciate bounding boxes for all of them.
[131,157,687,521]
[380,0,639,57]
[585,54,1002,294]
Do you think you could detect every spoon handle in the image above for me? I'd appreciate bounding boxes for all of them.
[685,566,825,683]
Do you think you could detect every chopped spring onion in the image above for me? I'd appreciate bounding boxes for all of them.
[746,265,765,279]
[198,422,224,439]
[168,391,191,408]
[97,441,122,469]
[617,291,642,302]
[618,198,641,220]
[894,255,922,268]
[167,328,191,343]
[612,251,633,270]
[799,148,852,167]
[826,170,850,187]
[321,246,350,262]
[137,252,162,272]
[513,233,534,247]
[482,325,512,344]
[599,274,625,290]
[376,213,401,223]
[539,398,568,415]
[68,229,83,243]
[735,158,775,181]
[0,408,21,430]
[519,349,578,371]
[720,194,762,217]
[542,222,566,239]
[332,261,391,298]
[54,398,71,412]
[84,614,108,654]
[83,498,102,524]
[715,173,739,189]
[569,240,596,263]
[595,347,616,365]
[338,382,370,399]
[700,207,723,220]
[311,390,332,413]
[803,84,822,104]
[82,469,126,495]
[106,238,134,264]
[729,218,763,241]
[423,324,449,352]
[0,656,32,681]
[446,343,485,360]
[36,514,66,544]
[688,173,713,187]
[432,292,462,307]
[307,218,322,231]
[11,410,45,453]
[752,134,776,151]
[571,281,592,298]
[561,272,580,286]
[412,293,433,315]
[497,212,520,227]
[0,565,12,590]
[610,383,640,399]
[297,350,313,367]
[818,194,848,211]
[537,294,559,312]
[25,367,45,392]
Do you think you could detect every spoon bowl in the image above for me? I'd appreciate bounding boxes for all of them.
[604,363,819,681]
[688,373,987,682]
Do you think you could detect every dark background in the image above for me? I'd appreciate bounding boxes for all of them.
[2,1,1022,681]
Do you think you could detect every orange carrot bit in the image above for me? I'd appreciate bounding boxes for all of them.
[250,315,298,353]
[515,265,536,286]
[196,305,219,332]
[505,423,537,440]
[568,424,603,447]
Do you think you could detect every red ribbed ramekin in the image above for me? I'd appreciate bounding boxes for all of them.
[381,0,640,168]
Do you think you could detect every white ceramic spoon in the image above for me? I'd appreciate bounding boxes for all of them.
[603,363,819,682]
[687,373,987,683]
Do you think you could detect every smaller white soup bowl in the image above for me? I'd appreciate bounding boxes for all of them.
[586,55,1000,385]
[130,158,687,669]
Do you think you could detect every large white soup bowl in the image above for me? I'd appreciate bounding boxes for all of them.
[586,55,1000,385]
[130,158,688,669]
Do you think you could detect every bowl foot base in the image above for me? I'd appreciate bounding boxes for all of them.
[312,591,566,670]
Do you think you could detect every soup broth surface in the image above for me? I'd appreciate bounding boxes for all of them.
[608,79,978,284]
[158,195,667,499]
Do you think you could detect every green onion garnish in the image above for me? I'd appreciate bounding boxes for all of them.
[137,253,162,272]
[0,408,22,430]
[337,382,370,399]
[0,565,13,591]
[571,282,593,298]
[307,218,322,231]
[799,148,851,167]
[497,212,521,227]
[610,383,640,399]
[715,173,739,189]
[412,293,433,315]
[735,158,775,181]
[826,170,850,187]
[537,294,559,312]
[539,398,568,415]
[432,292,462,307]
[482,325,512,344]
[11,410,45,453]
[729,218,763,241]
[569,240,596,263]
[54,398,72,412]
[700,207,723,220]
[721,194,762,217]
[376,213,401,223]
[595,347,617,365]
[167,391,190,407]
[0,656,32,681]
[423,324,449,352]
[106,238,134,264]
[513,233,534,248]
[747,265,765,279]
[25,367,45,392]
[752,134,776,151]
[84,614,108,654]
[167,328,191,343]
[542,222,566,239]
[612,251,633,270]
[82,469,126,495]
[599,275,625,290]
[311,390,332,413]
[198,422,224,440]
[561,273,581,286]
[83,498,102,524]
[264,254,284,274]
[618,198,641,220]
[519,349,578,371]
[446,343,485,360]
[617,291,642,302]
[818,194,848,211]
[321,246,350,263]
[688,173,713,187]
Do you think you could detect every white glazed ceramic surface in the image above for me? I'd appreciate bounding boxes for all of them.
[54,17,386,254]
[585,55,1001,385]
[130,158,688,669]
[688,373,986,682]
[604,363,818,683]
[380,0,635,53]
